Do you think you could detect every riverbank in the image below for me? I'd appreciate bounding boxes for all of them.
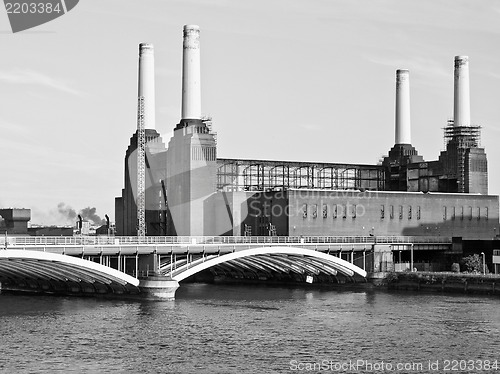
[379,271,500,295]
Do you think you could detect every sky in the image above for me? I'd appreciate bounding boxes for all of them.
[1,0,500,225]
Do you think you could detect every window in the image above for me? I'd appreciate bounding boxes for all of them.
[302,204,307,218]
[322,204,328,218]
[468,206,473,220]
[381,205,385,219]
[485,207,489,220]
[342,205,347,219]
[399,205,403,220]
[390,205,394,219]
[443,206,447,220]
[477,207,481,220]
[417,206,421,220]
[408,206,412,220]
[312,204,318,219]
[460,206,464,220]
[451,207,456,220]
[333,205,338,219]
[352,204,357,219]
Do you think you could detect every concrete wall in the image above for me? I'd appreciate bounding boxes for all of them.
[285,189,499,239]
[465,148,488,194]
[114,196,124,236]
[166,122,217,236]
[242,191,289,236]
[211,191,257,236]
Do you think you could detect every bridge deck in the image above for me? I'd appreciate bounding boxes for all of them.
[1,235,452,246]
[0,235,452,256]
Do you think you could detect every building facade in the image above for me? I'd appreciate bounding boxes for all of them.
[115,28,499,256]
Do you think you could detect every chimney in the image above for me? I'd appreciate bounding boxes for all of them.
[181,25,201,120]
[395,69,411,145]
[138,43,156,129]
[453,56,470,127]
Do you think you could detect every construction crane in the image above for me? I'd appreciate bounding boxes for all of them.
[136,96,146,238]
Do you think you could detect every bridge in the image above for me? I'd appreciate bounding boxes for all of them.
[0,235,452,298]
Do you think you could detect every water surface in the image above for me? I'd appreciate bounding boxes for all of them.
[1,284,499,373]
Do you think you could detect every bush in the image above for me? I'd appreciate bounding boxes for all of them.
[451,263,460,273]
[462,254,488,274]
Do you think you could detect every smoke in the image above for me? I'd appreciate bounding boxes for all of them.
[79,207,106,226]
[57,202,77,221]
[57,203,106,226]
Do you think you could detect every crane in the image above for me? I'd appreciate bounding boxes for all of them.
[136,96,146,238]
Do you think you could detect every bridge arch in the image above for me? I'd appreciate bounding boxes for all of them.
[167,246,367,282]
[0,250,140,294]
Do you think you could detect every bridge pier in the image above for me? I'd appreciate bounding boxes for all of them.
[138,276,179,299]
[373,244,394,272]
[136,253,179,299]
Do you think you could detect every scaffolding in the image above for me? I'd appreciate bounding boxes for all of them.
[443,121,481,148]
[442,121,482,193]
[216,158,385,192]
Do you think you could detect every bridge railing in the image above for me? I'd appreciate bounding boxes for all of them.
[0,235,452,247]
[374,236,452,244]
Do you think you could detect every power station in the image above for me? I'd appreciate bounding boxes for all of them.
[115,25,499,270]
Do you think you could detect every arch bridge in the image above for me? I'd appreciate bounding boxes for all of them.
[0,235,451,298]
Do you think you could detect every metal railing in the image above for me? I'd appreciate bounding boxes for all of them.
[374,236,452,244]
[0,235,452,247]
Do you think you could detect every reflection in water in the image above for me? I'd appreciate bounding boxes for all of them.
[0,284,499,373]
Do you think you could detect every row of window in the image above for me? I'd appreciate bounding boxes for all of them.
[381,205,489,220]
[381,205,421,220]
[442,206,488,221]
[302,203,362,219]
[300,203,490,221]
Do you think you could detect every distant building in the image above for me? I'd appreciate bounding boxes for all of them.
[96,222,115,236]
[0,208,31,235]
[27,226,73,236]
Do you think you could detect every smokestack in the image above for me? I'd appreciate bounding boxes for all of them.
[77,215,82,230]
[105,214,110,229]
[453,56,470,127]
[395,69,411,145]
[138,43,156,129]
[181,25,201,120]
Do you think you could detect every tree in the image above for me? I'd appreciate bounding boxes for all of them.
[462,254,488,274]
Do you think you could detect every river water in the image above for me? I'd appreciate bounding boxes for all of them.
[0,284,499,373]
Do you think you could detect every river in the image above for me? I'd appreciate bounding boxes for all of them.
[0,284,499,373]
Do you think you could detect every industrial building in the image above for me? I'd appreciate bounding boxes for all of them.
[115,26,499,271]
[0,208,31,235]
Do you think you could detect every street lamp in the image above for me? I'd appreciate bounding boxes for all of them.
[481,252,486,275]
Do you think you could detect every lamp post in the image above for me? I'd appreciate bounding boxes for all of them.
[410,243,414,272]
[481,252,485,275]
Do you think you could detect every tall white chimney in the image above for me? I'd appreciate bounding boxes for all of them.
[138,43,156,129]
[395,69,411,145]
[182,25,201,120]
[453,56,470,127]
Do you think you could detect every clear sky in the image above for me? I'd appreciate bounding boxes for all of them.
[1,0,499,225]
